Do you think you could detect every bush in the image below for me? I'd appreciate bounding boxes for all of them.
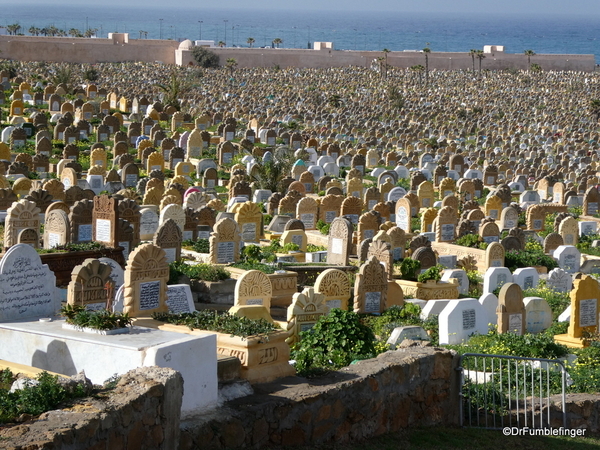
[182,238,209,253]
[0,370,87,423]
[191,47,220,68]
[398,258,421,281]
[152,310,279,339]
[291,309,376,376]
[504,249,558,272]
[169,261,230,283]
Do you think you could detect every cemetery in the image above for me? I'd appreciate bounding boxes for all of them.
[1,60,600,447]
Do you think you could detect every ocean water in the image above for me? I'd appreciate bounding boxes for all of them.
[2,4,600,62]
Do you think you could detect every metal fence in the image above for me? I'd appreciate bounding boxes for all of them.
[458,353,567,429]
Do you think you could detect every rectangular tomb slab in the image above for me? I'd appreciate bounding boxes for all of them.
[0,319,217,418]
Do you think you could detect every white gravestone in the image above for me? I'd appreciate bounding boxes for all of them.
[166,284,195,314]
[441,269,469,295]
[0,244,59,321]
[523,297,553,334]
[553,245,581,274]
[438,299,487,345]
[512,267,539,291]
[483,267,513,294]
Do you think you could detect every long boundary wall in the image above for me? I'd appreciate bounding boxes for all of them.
[0,34,595,71]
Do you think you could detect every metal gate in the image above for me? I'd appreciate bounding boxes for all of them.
[458,353,567,429]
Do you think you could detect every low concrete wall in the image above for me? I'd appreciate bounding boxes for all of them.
[0,34,595,71]
[0,366,183,450]
[0,34,179,64]
[179,346,461,449]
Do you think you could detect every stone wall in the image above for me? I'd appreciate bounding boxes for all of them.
[179,346,460,449]
[0,34,595,71]
[0,366,183,450]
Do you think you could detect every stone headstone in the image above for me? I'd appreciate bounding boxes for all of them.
[0,244,59,321]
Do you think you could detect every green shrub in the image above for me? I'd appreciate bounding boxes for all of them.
[169,261,230,283]
[60,304,132,330]
[504,249,558,272]
[0,371,87,423]
[152,310,279,339]
[291,309,376,376]
[316,219,330,236]
[398,258,421,281]
[418,264,444,283]
[182,238,209,253]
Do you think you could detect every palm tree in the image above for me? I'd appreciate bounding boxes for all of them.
[469,49,477,72]
[247,37,255,48]
[6,24,21,36]
[590,99,600,122]
[476,50,485,76]
[218,41,226,48]
[272,37,282,48]
[84,28,98,38]
[381,48,390,79]
[524,49,536,70]
[28,26,40,36]
[68,28,81,37]
[40,27,48,36]
[226,58,238,77]
[422,46,431,84]
[410,65,425,85]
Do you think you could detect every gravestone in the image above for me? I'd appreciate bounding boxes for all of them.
[67,259,114,311]
[234,270,272,309]
[483,267,512,294]
[438,299,487,345]
[4,200,41,249]
[553,245,581,274]
[0,244,59,321]
[123,243,169,318]
[512,267,539,290]
[92,195,118,247]
[497,283,526,335]
[166,284,195,314]
[209,217,241,264]
[43,209,70,249]
[354,257,388,314]
[314,269,351,312]
[327,217,353,265]
[285,287,328,346]
[441,269,469,295]
[546,268,572,293]
[153,219,182,263]
[524,297,553,334]
[555,274,599,348]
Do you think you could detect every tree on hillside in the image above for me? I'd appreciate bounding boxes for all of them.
[524,49,536,70]
[6,24,21,35]
[272,38,282,48]
[381,48,391,79]
[225,58,238,77]
[422,46,431,84]
[469,49,478,72]
[410,64,425,85]
[476,50,486,76]
[247,37,255,48]
[191,46,220,68]
[84,28,98,38]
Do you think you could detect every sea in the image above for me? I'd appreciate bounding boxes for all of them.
[2,4,600,63]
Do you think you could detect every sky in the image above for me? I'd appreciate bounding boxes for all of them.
[13,0,600,16]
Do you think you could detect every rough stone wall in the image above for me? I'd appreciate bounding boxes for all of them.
[0,35,594,71]
[179,346,460,449]
[0,366,183,450]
